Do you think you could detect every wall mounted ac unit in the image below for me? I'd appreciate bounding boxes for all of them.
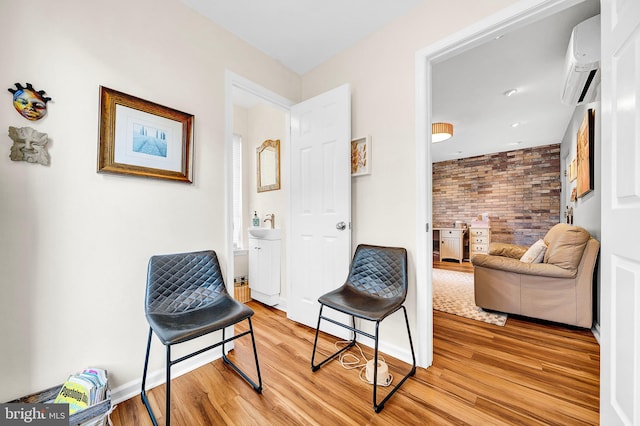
[561,15,601,105]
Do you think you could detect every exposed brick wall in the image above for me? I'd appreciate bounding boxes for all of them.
[433,144,561,246]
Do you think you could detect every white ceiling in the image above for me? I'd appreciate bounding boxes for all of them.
[431,0,600,162]
[181,0,600,162]
[180,0,425,75]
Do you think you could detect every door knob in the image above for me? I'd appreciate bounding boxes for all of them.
[336,221,346,230]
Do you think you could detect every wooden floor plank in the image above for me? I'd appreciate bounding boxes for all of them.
[115,263,599,425]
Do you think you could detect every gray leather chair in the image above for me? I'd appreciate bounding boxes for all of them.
[141,250,262,425]
[310,244,416,413]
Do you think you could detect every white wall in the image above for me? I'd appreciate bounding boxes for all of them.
[0,0,300,401]
[561,101,601,326]
[301,0,519,349]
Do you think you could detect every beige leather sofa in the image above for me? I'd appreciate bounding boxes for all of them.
[471,224,599,328]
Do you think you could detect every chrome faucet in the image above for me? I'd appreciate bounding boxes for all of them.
[264,213,275,229]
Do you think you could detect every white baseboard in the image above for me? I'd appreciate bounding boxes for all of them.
[110,349,223,405]
[359,337,414,366]
[351,328,413,365]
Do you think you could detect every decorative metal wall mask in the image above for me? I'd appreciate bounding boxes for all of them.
[8,82,52,121]
[8,126,50,166]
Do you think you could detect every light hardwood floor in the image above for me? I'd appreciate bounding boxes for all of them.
[113,262,599,425]
[433,259,474,273]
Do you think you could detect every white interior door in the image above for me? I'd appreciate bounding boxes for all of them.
[600,1,640,424]
[288,84,351,331]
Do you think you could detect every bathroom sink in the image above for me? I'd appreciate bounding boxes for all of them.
[248,227,281,240]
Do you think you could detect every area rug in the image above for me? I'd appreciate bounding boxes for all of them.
[432,268,508,326]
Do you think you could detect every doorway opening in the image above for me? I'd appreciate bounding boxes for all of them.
[415,0,595,367]
[225,71,293,312]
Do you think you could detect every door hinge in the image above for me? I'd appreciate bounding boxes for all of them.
[426,223,430,232]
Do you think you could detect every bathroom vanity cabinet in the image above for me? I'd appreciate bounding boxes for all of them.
[248,233,281,306]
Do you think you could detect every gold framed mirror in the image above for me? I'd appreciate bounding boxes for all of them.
[257,139,280,192]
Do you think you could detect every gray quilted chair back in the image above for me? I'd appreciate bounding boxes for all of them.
[347,245,407,300]
[145,250,226,315]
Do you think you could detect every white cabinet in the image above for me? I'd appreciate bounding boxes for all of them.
[439,228,465,263]
[248,236,281,306]
[469,227,491,259]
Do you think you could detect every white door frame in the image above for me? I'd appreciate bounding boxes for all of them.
[414,0,589,367]
[224,71,294,302]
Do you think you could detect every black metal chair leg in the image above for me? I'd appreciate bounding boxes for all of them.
[166,345,171,426]
[372,306,417,413]
[311,303,416,413]
[247,318,263,392]
[403,306,417,371]
[372,322,381,412]
[310,305,326,371]
[141,328,152,399]
[311,306,356,372]
[222,319,263,392]
[142,321,262,426]
[141,327,159,426]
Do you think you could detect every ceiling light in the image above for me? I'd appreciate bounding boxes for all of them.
[511,122,520,128]
[504,89,518,97]
[432,122,453,143]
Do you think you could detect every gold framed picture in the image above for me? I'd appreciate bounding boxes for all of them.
[569,158,577,182]
[576,109,595,198]
[97,86,194,183]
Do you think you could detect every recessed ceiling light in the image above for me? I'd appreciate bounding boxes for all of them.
[511,122,520,128]
[504,89,518,97]
[507,141,523,146]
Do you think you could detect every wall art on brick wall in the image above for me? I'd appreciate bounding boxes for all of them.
[351,135,371,176]
[576,109,595,198]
